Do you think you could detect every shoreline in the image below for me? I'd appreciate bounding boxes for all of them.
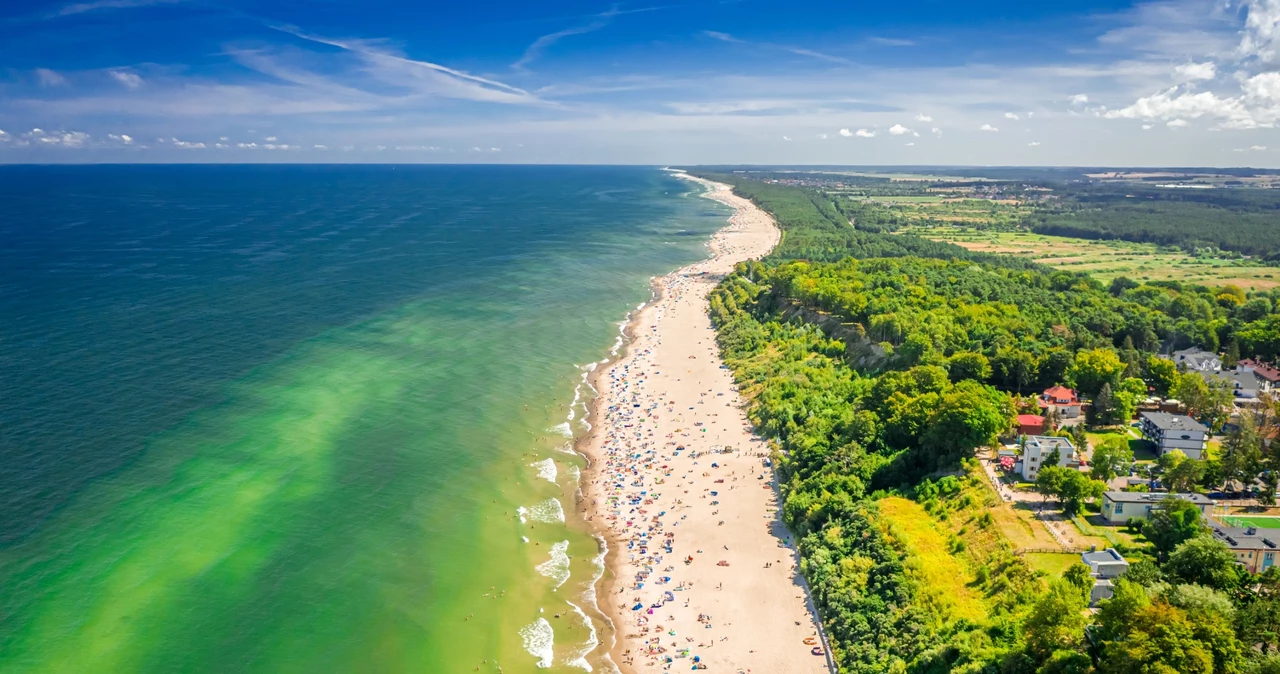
[576,172,827,673]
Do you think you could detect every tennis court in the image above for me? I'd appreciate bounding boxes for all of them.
[1220,515,1280,529]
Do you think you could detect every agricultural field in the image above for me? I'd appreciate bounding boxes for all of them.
[857,196,1028,227]
[906,226,1280,289]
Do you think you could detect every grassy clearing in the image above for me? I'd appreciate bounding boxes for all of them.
[905,226,1280,290]
[1023,552,1081,576]
[877,496,988,623]
[992,502,1062,551]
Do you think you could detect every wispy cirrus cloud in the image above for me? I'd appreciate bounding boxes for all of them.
[702,30,852,64]
[54,0,186,17]
[35,68,66,87]
[265,24,546,107]
[514,6,624,72]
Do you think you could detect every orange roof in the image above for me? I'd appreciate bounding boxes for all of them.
[1017,414,1045,424]
[1043,385,1078,401]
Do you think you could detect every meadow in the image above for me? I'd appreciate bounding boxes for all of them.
[906,226,1280,289]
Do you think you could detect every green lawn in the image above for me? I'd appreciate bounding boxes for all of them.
[1024,552,1082,577]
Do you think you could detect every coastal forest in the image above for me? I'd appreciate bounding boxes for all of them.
[692,170,1280,674]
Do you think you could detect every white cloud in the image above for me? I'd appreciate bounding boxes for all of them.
[979,124,999,132]
[56,0,185,17]
[109,70,143,89]
[914,113,933,122]
[1028,141,1041,146]
[905,141,915,146]
[1142,124,1154,129]
[314,144,328,149]
[888,123,914,136]
[1174,61,1217,81]
[214,143,228,148]
[838,128,853,137]
[867,36,915,47]
[1102,3,1280,130]
[1004,112,1020,120]
[264,136,278,141]
[1167,118,1189,127]
[35,68,67,87]
[219,136,229,141]
[855,128,876,137]
[107,133,133,143]
[782,135,792,141]
[237,142,257,148]
[931,127,942,137]
[816,133,828,139]
[1240,0,1280,63]
[472,146,483,151]
[171,137,205,148]
[1069,94,1089,105]
[1253,144,1268,150]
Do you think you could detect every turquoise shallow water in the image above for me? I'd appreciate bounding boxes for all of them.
[0,165,726,673]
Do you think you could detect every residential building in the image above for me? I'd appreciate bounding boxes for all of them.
[1099,491,1213,525]
[1169,347,1222,373]
[1138,411,1209,459]
[1016,414,1046,436]
[1020,435,1077,481]
[1239,358,1280,393]
[1038,386,1081,419]
[1200,370,1259,400]
[1209,522,1279,573]
[1081,548,1129,605]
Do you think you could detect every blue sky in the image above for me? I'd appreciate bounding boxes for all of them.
[1,0,1277,164]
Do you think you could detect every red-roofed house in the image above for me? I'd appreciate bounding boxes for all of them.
[1017,414,1046,435]
[1039,386,1082,418]
[1239,359,1280,393]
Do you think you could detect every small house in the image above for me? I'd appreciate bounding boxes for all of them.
[1039,386,1081,419]
[1016,414,1046,436]
[1168,347,1222,373]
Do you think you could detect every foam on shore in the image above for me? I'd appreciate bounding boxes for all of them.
[519,617,555,668]
[565,600,598,671]
[526,498,565,523]
[530,458,557,483]
[535,540,572,588]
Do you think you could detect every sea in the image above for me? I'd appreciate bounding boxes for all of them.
[0,165,728,673]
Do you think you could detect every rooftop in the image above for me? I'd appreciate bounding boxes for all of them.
[1028,435,1074,451]
[1200,370,1259,395]
[1139,411,1208,433]
[1210,522,1280,551]
[1081,548,1126,565]
[1042,385,1078,401]
[1240,359,1280,382]
[1103,491,1214,505]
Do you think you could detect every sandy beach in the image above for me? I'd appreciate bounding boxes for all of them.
[580,172,829,674]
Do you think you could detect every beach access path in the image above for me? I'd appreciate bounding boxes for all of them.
[581,172,829,674]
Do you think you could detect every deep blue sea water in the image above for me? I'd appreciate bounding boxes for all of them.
[0,165,727,673]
